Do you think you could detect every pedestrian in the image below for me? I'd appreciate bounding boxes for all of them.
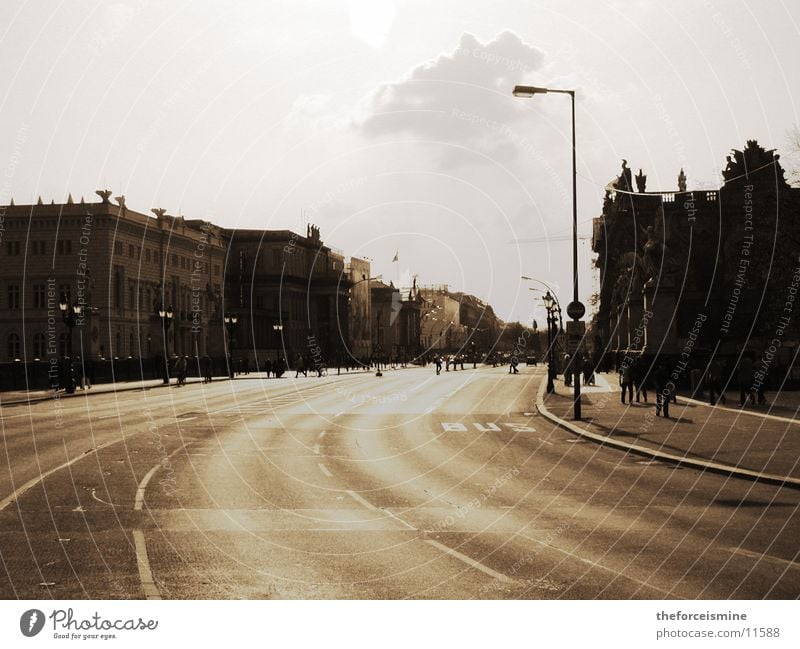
[582,356,595,386]
[563,353,572,387]
[510,356,519,374]
[632,356,648,403]
[619,360,634,404]
[704,358,725,405]
[264,358,273,379]
[176,355,188,386]
[445,356,450,372]
[653,360,671,418]
[736,354,755,406]
[295,355,306,378]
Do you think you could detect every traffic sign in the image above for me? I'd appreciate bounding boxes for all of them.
[566,301,586,320]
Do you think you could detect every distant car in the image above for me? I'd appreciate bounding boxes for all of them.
[526,356,537,366]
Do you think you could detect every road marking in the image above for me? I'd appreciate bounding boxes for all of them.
[425,539,511,583]
[518,532,672,596]
[0,413,30,419]
[97,414,119,420]
[318,431,326,439]
[134,444,192,511]
[0,434,146,512]
[538,437,554,446]
[177,416,197,422]
[345,490,416,530]
[313,444,321,455]
[726,546,800,571]
[318,463,333,477]
[133,529,161,600]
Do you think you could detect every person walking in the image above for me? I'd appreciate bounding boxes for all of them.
[704,358,725,405]
[653,360,671,418]
[435,355,442,375]
[632,356,648,403]
[176,355,188,386]
[510,356,519,374]
[619,361,634,404]
[295,355,306,378]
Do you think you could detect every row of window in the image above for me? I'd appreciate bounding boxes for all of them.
[6,284,72,309]
[111,241,220,276]
[4,240,74,256]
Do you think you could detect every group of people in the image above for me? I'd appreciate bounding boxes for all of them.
[618,355,676,417]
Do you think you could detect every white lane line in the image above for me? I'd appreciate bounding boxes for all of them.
[345,490,416,530]
[0,413,31,419]
[97,414,119,420]
[318,463,333,477]
[134,444,193,511]
[318,430,326,439]
[1,437,125,512]
[726,546,800,571]
[133,529,162,600]
[425,539,512,583]
[313,444,321,455]
[538,437,554,446]
[177,416,197,422]
[518,532,672,596]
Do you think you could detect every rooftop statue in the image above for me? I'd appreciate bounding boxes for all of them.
[678,168,686,192]
[635,168,647,193]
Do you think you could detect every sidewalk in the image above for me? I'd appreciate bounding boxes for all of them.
[0,366,383,406]
[538,371,800,487]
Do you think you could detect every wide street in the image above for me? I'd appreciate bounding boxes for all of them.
[1,365,798,599]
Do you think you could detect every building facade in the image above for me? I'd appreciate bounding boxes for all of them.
[0,194,360,373]
[592,141,800,383]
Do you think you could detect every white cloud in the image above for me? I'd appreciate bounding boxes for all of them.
[354,31,551,168]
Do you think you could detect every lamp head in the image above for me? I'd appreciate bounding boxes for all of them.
[513,85,548,98]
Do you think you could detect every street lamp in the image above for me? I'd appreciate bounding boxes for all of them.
[542,291,559,395]
[157,304,174,384]
[58,294,83,394]
[513,85,584,420]
[224,313,238,379]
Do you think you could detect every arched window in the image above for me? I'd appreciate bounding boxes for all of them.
[7,333,20,360]
[33,332,45,359]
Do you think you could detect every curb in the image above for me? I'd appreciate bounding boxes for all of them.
[0,366,401,407]
[535,375,800,491]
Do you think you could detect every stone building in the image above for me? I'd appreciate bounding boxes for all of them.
[0,192,225,364]
[592,141,800,383]
[0,194,360,376]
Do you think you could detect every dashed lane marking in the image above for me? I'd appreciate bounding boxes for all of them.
[133,530,162,600]
[725,546,800,571]
[318,463,333,477]
[425,539,512,584]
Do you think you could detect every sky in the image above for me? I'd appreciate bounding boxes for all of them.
[1,0,799,325]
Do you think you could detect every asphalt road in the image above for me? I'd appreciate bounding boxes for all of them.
[1,365,798,599]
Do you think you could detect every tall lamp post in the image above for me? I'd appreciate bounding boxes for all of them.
[542,291,560,394]
[513,85,585,420]
[158,304,174,384]
[58,294,83,394]
[224,313,238,379]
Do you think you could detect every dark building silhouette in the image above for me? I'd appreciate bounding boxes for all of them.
[592,141,800,384]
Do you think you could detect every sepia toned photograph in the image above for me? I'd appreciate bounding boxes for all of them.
[0,1,799,626]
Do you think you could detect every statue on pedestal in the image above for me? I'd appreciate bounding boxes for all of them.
[635,168,647,193]
[678,168,686,192]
